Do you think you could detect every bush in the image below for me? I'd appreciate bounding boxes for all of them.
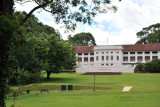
[135,59,160,73]
[135,62,144,71]
[9,70,42,85]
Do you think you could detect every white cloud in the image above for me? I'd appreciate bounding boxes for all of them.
[15,0,160,45]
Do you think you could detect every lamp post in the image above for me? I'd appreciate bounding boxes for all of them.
[93,74,96,91]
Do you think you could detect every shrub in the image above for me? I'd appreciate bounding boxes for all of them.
[9,70,42,85]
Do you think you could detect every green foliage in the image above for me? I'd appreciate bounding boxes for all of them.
[68,32,96,46]
[9,70,41,85]
[135,59,160,72]
[0,15,20,107]
[135,62,143,71]
[136,23,160,44]
[39,34,76,79]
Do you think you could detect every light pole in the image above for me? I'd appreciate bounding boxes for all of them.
[93,74,96,91]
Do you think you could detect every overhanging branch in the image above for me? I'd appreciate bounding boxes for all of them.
[20,2,49,25]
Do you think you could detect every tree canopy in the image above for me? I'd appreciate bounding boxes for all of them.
[68,32,96,46]
[136,23,160,44]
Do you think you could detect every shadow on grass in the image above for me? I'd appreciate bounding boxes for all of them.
[42,77,77,83]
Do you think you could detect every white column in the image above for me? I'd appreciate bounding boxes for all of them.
[128,52,130,62]
[82,53,84,63]
[150,51,152,61]
[142,52,145,63]
[88,53,90,63]
[135,52,137,63]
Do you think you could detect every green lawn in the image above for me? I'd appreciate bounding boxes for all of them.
[6,73,160,107]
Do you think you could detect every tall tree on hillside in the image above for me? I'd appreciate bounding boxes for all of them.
[68,32,96,46]
[136,23,160,44]
[0,0,118,106]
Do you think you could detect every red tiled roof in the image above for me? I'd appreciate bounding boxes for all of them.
[75,43,160,53]
[122,43,160,51]
[75,46,94,53]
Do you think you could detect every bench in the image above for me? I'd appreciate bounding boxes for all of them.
[40,89,49,93]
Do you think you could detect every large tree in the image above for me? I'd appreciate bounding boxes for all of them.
[136,23,160,44]
[0,0,117,106]
[68,32,96,46]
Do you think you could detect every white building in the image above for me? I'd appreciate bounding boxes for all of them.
[75,43,160,73]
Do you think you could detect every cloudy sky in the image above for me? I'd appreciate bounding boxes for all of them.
[15,0,160,45]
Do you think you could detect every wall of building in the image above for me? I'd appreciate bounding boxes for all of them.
[76,45,160,73]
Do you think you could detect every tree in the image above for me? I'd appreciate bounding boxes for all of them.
[68,32,96,46]
[37,34,76,79]
[136,23,160,44]
[0,0,116,106]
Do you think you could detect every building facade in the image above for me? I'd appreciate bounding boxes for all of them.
[75,43,160,73]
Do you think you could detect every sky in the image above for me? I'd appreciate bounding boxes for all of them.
[15,0,160,45]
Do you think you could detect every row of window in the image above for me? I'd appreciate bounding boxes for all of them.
[96,51,119,54]
[96,56,119,61]
[123,51,158,55]
[78,51,158,56]
[123,56,158,62]
[78,53,94,55]
[102,63,113,66]
[78,56,120,62]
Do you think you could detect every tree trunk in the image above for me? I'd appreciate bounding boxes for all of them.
[18,67,22,93]
[46,71,51,79]
[0,25,12,107]
[0,0,13,106]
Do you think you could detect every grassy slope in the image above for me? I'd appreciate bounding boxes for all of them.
[6,73,160,107]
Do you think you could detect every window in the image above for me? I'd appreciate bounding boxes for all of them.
[145,52,150,54]
[145,56,150,61]
[96,52,98,54]
[96,56,99,61]
[101,56,104,61]
[137,56,143,62]
[84,57,88,62]
[117,56,119,61]
[102,52,104,54]
[84,53,88,55]
[123,52,128,54]
[123,57,128,61]
[130,52,135,54]
[78,53,82,55]
[152,56,158,60]
[111,56,113,61]
[90,53,94,55]
[117,51,119,53]
[106,52,108,54]
[152,51,158,54]
[106,63,108,66]
[90,57,94,62]
[138,52,142,54]
[106,56,109,61]
[111,52,113,54]
[111,63,113,66]
[78,57,82,62]
[130,57,135,61]
[102,63,104,66]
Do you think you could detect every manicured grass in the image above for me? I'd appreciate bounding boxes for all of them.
[6,73,160,107]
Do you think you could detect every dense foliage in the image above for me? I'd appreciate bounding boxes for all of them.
[68,32,96,46]
[136,23,160,44]
[135,59,160,73]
